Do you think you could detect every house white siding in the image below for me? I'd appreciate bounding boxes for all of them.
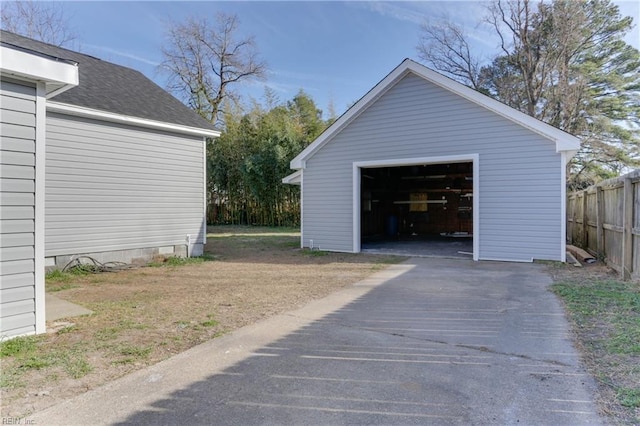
[45,113,206,264]
[1,80,38,337]
[302,73,562,261]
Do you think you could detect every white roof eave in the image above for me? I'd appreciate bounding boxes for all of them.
[282,170,302,185]
[1,45,79,96]
[47,101,221,138]
[290,59,580,169]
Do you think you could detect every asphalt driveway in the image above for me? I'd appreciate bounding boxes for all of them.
[33,258,602,425]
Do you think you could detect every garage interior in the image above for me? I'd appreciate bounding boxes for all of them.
[360,162,473,257]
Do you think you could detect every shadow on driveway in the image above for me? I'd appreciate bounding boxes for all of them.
[38,258,603,425]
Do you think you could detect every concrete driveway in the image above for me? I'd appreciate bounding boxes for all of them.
[33,258,602,425]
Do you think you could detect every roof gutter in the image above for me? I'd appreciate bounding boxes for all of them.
[47,101,221,138]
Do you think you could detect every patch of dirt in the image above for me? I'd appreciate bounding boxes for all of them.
[546,259,615,283]
[0,227,404,418]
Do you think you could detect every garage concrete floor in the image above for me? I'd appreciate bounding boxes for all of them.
[362,235,473,258]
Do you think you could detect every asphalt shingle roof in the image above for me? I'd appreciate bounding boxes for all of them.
[1,30,217,132]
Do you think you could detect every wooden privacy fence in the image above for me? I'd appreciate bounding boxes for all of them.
[567,169,640,280]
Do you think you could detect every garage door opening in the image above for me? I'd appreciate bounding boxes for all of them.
[359,161,474,258]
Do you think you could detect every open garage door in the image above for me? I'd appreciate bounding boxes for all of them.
[357,158,476,259]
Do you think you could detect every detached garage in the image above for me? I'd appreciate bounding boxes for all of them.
[285,59,580,262]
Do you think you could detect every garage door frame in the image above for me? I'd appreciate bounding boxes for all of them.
[353,154,479,260]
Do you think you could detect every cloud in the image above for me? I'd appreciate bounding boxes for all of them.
[359,1,499,51]
[247,78,311,94]
[269,69,324,82]
[83,43,160,66]
[269,69,355,86]
[363,1,431,25]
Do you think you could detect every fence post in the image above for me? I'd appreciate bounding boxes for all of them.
[581,191,588,247]
[568,194,574,244]
[596,185,604,260]
[622,177,633,280]
[565,193,574,244]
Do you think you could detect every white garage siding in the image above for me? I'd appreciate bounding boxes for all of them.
[302,73,563,261]
[0,80,38,337]
[45,113,206,263]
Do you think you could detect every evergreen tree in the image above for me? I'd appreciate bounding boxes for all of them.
[207,90,331,226]
[418,0,640,187]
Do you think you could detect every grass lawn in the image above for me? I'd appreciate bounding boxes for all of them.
[549,264,640,424]
[2,229,637,423]
[0,226,403,418]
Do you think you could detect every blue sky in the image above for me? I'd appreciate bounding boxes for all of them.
[59,1,640,119]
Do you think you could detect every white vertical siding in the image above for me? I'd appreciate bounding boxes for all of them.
[45,113,206,258]
[302,73,562,261]
[1,80,37,337]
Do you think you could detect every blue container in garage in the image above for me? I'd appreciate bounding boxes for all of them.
[385,215,398,238]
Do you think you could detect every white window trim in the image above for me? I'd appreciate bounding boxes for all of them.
[352,154,479,261]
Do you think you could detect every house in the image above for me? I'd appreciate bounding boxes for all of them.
[1,31,219,338]
[284,59,580,262]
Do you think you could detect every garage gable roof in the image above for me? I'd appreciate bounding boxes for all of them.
[290,59,580,169]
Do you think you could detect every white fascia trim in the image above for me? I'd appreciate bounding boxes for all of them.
[352,154,479,260]
[291,59,580,169]
[47,102,221,138]
[401,60,581,153]
[34,83,47,334]
[1,45,78,96]
[291,65,409,170]
[282,170,302,185]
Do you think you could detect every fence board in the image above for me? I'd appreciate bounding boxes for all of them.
[567,169,639,280]
[567,194,576,245]
[634,181,640,280]
[585,191,597,253]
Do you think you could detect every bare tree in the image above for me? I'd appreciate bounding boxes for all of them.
[416,0,640,185]
[1,0,77,47]
[484,0,553,117]
[161,13,267,125]
[417,18,482,90]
